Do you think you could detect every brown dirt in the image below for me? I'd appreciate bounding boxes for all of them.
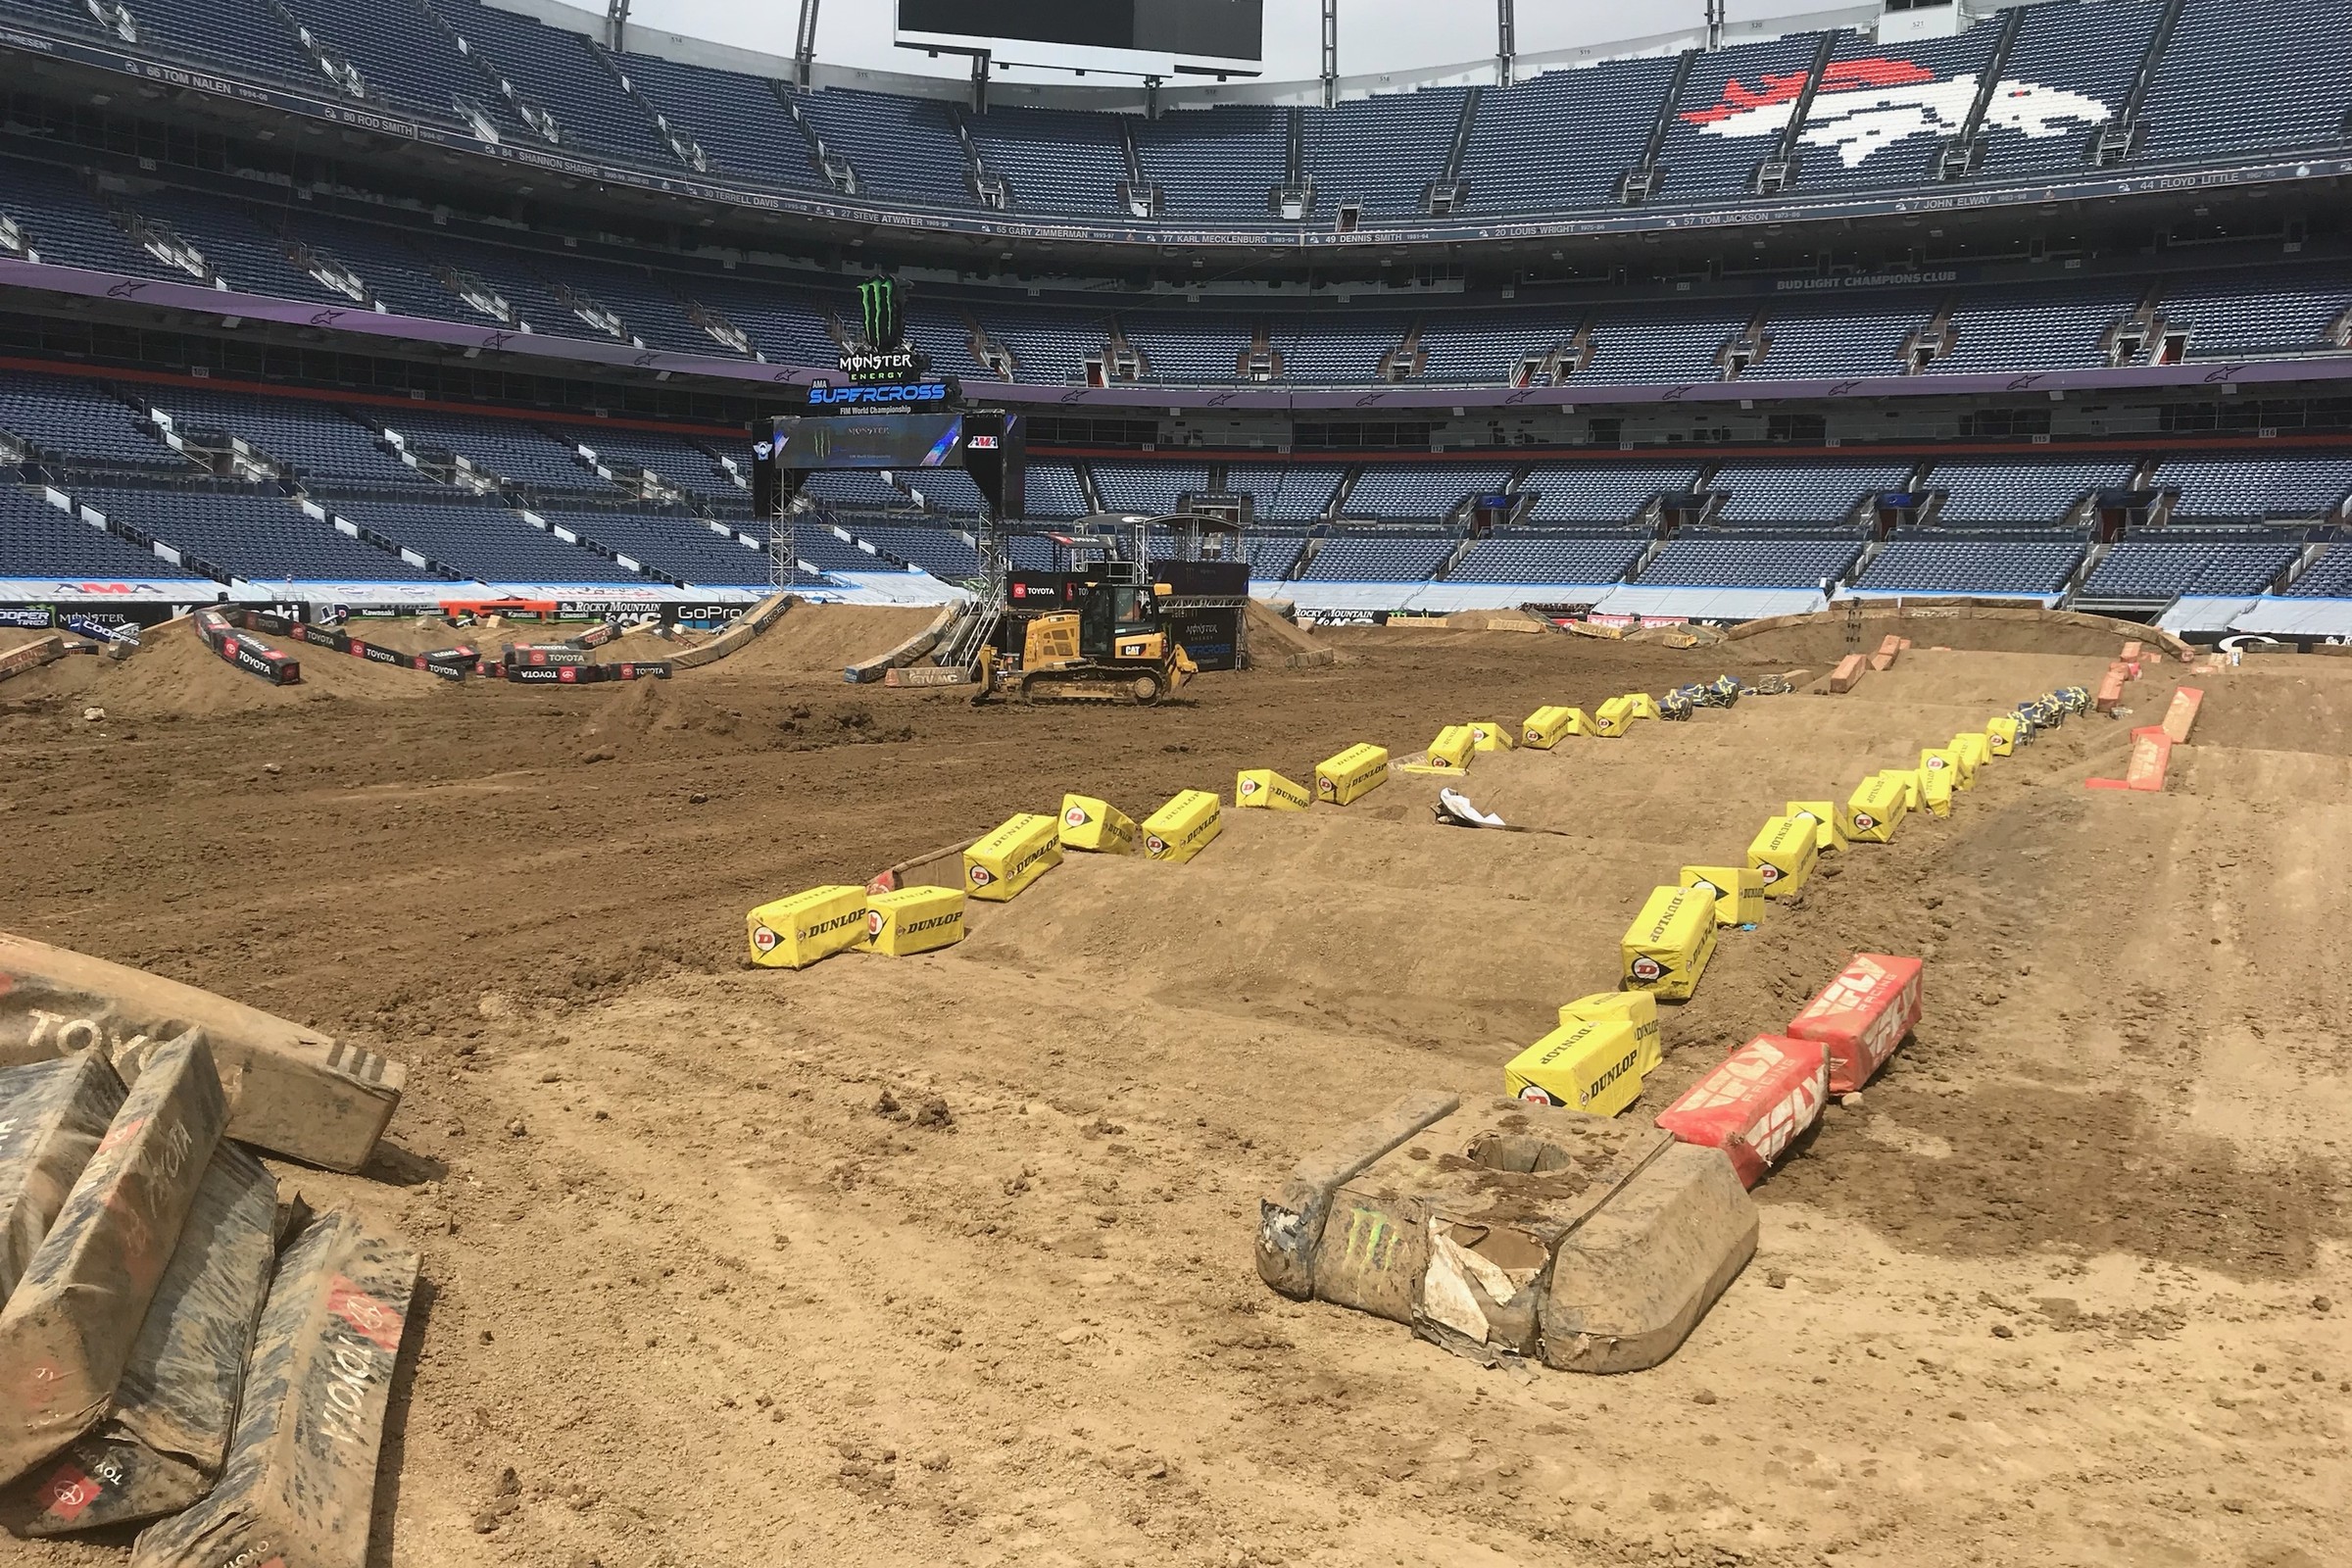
[1242,600,1321,660]
[0,615,2344,1568]
[0,617,444,718]
[710,603,940,683]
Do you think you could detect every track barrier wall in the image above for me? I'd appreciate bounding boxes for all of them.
[1654,1034,1832,1190]
[1621,885,1717,1002]
[1788,954,1925,1095]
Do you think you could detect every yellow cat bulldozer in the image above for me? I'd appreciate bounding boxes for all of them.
[973,577,1199,705]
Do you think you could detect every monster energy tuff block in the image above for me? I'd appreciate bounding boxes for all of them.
[0,1052,125,1306]
[0,930,404,1174]
[1621,886,1717,1003]
[1559,990,1662,1074]
[1234,769,1311,809]
[1314,744,1389,806]
[858,887,966,957]
[746,885,868,968]
[0,1031,226,1486]
[963,813,1062,901]
[1141,790,1223,864]
[1503,1017,1646,1118]
[127,1209,418,1568]
[1,1142,277,1534]
[1057,794,1138,855]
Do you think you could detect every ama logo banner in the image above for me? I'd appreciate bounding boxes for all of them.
[1680,57,2112,168]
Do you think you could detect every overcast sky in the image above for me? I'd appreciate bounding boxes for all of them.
[627,0,1831,82]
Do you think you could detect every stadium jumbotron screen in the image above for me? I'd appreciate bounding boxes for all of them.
[897,0,1263,73]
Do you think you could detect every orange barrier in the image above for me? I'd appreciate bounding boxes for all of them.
[1830,654,1867,693]
[2086,725,2173,792]
[2093,664,2128,714]
[1654,1035,1832,1189]
[1786,954,1924,1095]
[2161,686,2204,744]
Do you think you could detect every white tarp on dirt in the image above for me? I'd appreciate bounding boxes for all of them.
[2160,595,2263,635]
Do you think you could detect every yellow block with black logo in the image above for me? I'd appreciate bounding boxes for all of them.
[1984,715,2021,757]
[1921,763,1954,817]
[1950,731,1991,776]
[1841,773,1908,844]
[1626,692,1663,721]
[1235,768,1311,809]
[1879,767,1922,812]
[1058,793,1138,854]
[859,885,966,956]
[1785,802,1849,854]
[1426,724,1477,769]
[1142,788,1223,864]
[1522,706,1588,748]
[1681,863,1765,930]
[1919,747,1966,793]
[1620,884,1717,1002]
[747,884,868,969]
[1748,813,1821,899]
[1593,695,1637,737]
[1315,743,1390,805]
[1559,989,1662,1073]
[964,812,1062,901]
[1466,719,1517,752]
[1504,1016,1647,1117]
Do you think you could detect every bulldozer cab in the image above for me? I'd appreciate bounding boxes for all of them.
[1081,584,1157,656]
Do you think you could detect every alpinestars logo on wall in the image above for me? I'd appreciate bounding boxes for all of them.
[840,275,929,382]
[1681,58,2112,168]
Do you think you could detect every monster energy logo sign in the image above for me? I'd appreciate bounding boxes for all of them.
[858,276,903,350]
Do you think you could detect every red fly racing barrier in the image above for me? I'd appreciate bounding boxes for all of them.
[1654,1035,1831,1189]
[1785,954,1924,1095]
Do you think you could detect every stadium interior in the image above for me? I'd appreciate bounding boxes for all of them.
[0,0,2345,639]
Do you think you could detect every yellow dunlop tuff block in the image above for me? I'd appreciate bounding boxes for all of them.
[1681,863,1765,930]
[1522,706,1588,748]
[1592,695,1637,737]
[1842,773,1908,844]
[964,812,1062,901]
[1426,724,1477,769]
[1466,719,1517,752]
[1919,747,1965,793]
[1785,801,1849,854]
[859,886,966,956]
[1985,715,2021,757]
[1058,793,1138,854]
[1315,743,1390,805]
[1142,789,1223,864]
[1748,813,1821,899]
[1950,732,1991,775]
[1560,989,1663,1073]
[1921,764,1955,817]
[1879,766,1922,812]
[1235,768,1311,809]
[748,884,868,969]
[1626,692,1663,721]
[1504,1016,1646,1117]
[1621,884,1718,1002]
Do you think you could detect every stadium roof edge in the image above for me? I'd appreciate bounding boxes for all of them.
[490,0,1885,112]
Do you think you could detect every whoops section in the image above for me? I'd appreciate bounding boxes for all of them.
[966,812,1063,901]
[1142,790,1224,864]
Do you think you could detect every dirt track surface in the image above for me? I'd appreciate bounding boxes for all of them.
[1,611,2345,1568]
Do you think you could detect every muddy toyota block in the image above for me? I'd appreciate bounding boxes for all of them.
[1540,1141,1757,1375]
[1264,1098,1753,1371]
[0,931,404,1172]
[0,1031,226,1485]
[0,1052,126,1305]
[1,1142,277,1534]
[128,1209,419,1568]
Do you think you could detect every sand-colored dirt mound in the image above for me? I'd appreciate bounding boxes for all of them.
[1732,604,2186,663]
[1243,599,1321,659]
[0,617,440,716]
[702,603,939,682]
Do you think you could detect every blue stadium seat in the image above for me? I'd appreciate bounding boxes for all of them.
[2082,533,2302,598]
[1640,535,1864,589]
[0,486,211,582]
[1855,535,2086,595]
[1346,467,1516,520]
[1929,461,2136,525]
[1299,532,1454,581]
[74,484,437,582]
[1449,533,1646,585]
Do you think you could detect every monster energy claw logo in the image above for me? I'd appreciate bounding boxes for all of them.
[858,276,903,351]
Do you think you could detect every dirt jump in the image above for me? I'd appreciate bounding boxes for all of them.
[0,609,2342,1568]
